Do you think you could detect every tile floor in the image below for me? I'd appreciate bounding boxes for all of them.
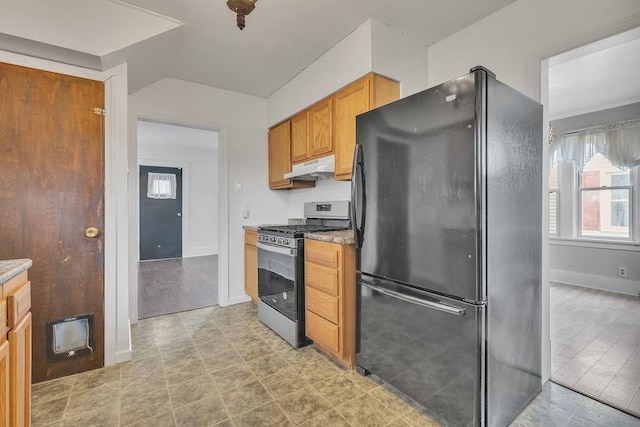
[31,302,640,426]
[550,282,640,416]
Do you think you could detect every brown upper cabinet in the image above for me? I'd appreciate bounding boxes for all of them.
[334,74,399,180]
[268,120,315,190]
[268,73,399,189]
[291,111,310,164]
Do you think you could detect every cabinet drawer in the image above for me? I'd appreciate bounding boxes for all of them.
[306,286,339,324]
[305,310,339,353]
[8,281,31,328]
[305,262,339,296]
[305,240,339,269]
[245,230,257,246]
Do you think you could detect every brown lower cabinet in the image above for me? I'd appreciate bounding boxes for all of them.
[0,269,32,427]
[244,230,258,303]
[304,239,355,368]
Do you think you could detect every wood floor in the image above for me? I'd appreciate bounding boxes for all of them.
[551,281,640,416]
[138,255,218,319]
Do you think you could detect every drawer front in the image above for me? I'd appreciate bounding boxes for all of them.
[305,240,340,269]
[305,262,339,296]
[245,230,257,246]
[8,281,31,328]
[306,286,339,324]
[0,301,6,340]
[305,310,339,353]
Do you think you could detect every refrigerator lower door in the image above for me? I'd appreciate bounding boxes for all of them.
[357,275,485,427]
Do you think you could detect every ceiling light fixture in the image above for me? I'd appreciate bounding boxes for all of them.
[227,0,257,30]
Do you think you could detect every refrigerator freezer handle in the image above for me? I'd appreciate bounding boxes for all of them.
[351,144,366,249]
[361,280,466,316]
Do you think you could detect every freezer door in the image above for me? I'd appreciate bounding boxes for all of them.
[357,275,484,427]
[354,71,483,301]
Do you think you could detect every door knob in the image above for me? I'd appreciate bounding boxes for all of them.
[85,227,100,238]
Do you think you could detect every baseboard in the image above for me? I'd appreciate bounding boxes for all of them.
[227,295,252,306]
[550,269,640,296]
[183,246,218,258]
[114,348,132,364]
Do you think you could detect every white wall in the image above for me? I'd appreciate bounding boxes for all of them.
[138,122,219,257]
[427,0,640,383]
[129,78,290,305]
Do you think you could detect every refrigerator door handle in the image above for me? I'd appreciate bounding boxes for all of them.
[351,143,366,249]
[361,280,466,316]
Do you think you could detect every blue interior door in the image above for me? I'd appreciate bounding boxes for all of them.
[139,165,183,260]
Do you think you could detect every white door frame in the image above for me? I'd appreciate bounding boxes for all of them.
[0,50,131,365]
[524,16,640,382]
[129,111,230,324]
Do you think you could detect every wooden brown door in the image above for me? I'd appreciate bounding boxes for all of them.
[0,63,105,383]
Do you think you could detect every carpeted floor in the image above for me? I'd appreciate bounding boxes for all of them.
[138,255,218,319]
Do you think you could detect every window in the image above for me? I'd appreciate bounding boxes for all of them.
[147,172,177,199]
[549,163,559,236]
[579,153,632,239]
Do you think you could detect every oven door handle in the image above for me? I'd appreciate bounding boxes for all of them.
[257,242,296,256]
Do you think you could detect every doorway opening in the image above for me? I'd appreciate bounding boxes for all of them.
[137,120,220,319]
[545,27,640,417]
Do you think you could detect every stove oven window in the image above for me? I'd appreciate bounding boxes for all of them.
[257,247,299,320]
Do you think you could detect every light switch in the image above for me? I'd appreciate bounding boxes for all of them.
[235,181,243,191]
[241,205,249,218]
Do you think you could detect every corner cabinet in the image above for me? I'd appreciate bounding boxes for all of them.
[334,74,399,180]
[268,121,315,190]
[244,230,258,303]
[304,239,356,368]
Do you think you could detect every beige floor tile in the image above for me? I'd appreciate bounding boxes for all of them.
[262,334,293,353]
[343,370,381,391]
[279,346,321,367]
[65,382,121,419]
[260,366,310,398]
[31,396,68,426]
[160,345,202,365]
[201,349,244,373]
[120,369,168,401]
[294,357,343,384]
[336,393,398,427]
[129,412,176,427]
[61,404,119,427]
[312,373,366,406]
[233,338,275,361]
[121,355,164,380]
[31,376,74,406]
[233,401,292,426]
[386,418,413,427]
[370,386,415,417]
[210,363,258,391]
[71,365,121,393]
[119,388,172,426]
[276,386,333,425]
[156,334,194,351]
[301,409,350,427]
[195,336,234,355]
[220,380,273,417]
[169,376,218,409]
[163,358,210,386]
[173,394,230,426]
[247,352,291,377]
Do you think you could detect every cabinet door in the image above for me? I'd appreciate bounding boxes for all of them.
[309,98,333,157]
[334,78,370,180]
[9,312,31,427]
[291,111,310,164]
[244,242,258,303]
[268,121,292,189]
[0,341,8,427]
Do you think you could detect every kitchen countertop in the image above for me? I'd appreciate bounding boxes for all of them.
[242,225,260,232]
[305,230,355,245]
[0,258,33,284]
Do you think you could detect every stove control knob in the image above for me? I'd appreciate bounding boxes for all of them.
[284,239,289,245]
[270,237,276,243]
[278,238,284,245]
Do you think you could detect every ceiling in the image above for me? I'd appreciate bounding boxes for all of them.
[549,27,640,120]
[0,0,519,97]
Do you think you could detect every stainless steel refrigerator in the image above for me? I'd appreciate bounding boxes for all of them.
[352,67,542,427]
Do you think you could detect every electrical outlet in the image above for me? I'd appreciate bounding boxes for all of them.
[618,266,628,278]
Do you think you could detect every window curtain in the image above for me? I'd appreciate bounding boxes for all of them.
[147,172,177,199]
[549,118,640,173]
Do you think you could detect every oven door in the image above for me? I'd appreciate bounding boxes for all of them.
[257,242,303,321]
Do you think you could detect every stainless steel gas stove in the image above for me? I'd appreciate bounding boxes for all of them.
[257,201,350,347]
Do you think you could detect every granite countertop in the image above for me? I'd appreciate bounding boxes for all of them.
[0,259,33,284]
[242,225,260,231]
[305,230,355,245]
[243,218,307,232]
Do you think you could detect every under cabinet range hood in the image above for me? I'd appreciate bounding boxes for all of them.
[284,155,335,181]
